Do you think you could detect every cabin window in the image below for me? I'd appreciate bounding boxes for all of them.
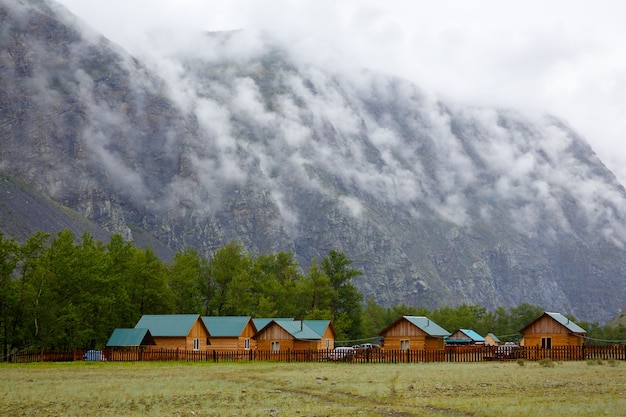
[400,340,410,350]
[244,338,250,350]
[325,339,330,349]
[271,341,280,352]
[541,337,552,349]
[193,338,200,350]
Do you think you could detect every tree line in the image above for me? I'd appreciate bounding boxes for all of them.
[1,230,624,359]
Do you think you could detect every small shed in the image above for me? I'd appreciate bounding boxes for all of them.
[378,316,450,350]
[201,316,258,351]
[445,329,486,346]
[520,312,586,348]
[484,332,501,346]
[254,319,334,351]
[106,328,156,348]
[135,314,211,350]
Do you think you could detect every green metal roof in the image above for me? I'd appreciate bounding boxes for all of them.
[202,316,256,337]
[106,328,155,347]
[545,312,587,333]
[403,316,451,337]
[445,328,486,344]
[274,320,322,340]
[303,320,335,338]
[458,329,486,342]
[135,314,203,337]
[252,318,293,332]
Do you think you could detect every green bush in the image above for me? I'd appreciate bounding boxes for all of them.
[538,358,555,368]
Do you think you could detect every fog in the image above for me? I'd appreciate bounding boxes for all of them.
[56,0,626,187]
[22,0,624,246]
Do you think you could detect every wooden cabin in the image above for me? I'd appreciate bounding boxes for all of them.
[201,316,257,351]
[378,316,450,350]
[520,312,586,348]
[445,329,486,346]
[254,319,335,351]
[484,332,501,346]
[134,314,211,350]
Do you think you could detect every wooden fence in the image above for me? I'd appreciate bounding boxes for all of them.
[8,345,626,364]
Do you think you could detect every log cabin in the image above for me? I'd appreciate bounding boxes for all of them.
[520,311,586,348]
[134,314,211,350]
[378,316,450,350]
[254,319,336,351]
[445,329,486,346]
[484,332,501,346]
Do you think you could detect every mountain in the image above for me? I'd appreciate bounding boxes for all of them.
[2,0,625,323]
[607,309,626,328]
[0,173,174,259]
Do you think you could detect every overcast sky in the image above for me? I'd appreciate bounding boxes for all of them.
[56,0,626,185]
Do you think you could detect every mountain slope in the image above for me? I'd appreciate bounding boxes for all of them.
[1,0,625,323]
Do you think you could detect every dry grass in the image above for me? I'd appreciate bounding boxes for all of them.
[1,360,624,416]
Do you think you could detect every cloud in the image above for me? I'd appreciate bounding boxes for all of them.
[56,0,626,188]
[47,0,626,247]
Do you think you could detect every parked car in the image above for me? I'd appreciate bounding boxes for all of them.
[495,343,521,359]
[354,343,381,350]
[84,350,107,361]
[329,346,356,361]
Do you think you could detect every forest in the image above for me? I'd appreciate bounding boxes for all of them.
[1,230,624,359]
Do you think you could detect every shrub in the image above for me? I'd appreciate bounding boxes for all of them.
[538,358,554,368]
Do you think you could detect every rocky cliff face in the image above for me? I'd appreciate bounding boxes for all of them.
[2,0,626,323]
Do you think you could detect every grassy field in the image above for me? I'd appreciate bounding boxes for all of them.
[1,359,624,416]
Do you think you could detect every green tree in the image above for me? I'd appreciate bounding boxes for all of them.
[431,304,489,334]
[251,251,301,318]
[321,250,363,341]
[508,303,544,334]
[104,234,136,327]
[206,241,252,315]
[0,232,19,359]
[126,246,172,317]
[223,267,256,316]
[360,296,388,340]
[9,232,49,353]
[486,306,511,338]
[296,259,333,320]
[168,248,207,314]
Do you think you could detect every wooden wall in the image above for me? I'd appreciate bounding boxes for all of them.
[254,322,324,351]
[256,324,293,351]
[448,330,471,341]
[484,334,499,346]
[209,321,257,351]
[522,316,584,347]
[150,320,211,350]
[313,326,334,350]
[152,336,188,350]
[382,319,429,337]
[383,336,426,350]
[209,338,240,351]
[380,319,445,350]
